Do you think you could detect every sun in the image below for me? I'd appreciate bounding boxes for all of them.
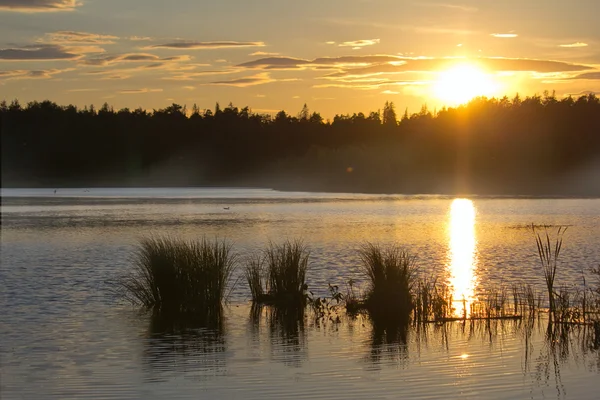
[433,64,500,105]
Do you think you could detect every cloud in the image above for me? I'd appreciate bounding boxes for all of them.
[491,33,518,38]
[209,72,298,87]
[250,51,280,56]
[238,57,311,69]
[0,68,72,80]
[0,44,80,61]
[325,57,591,79]
[118,88,163,94]
[103,74,130,80]
[0,70,23,78]
[80,53,190,66]
[571,71,600,80]
[0,0,80,12]
[81,53,157,65]
[42,31,118,44]
[147,41,265,50]
[164,69,239,80]
[338,39,380,48]
[559,42,588,48]
[129,36,152,41]
[238,55,405,70]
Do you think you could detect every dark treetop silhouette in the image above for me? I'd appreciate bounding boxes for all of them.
[1,93,599,196]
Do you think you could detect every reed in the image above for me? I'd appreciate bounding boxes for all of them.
[245,254,265,301]
[245,240,309,307]
[118,236,236,318]
[533,225,567,320]
[359,243,417,320]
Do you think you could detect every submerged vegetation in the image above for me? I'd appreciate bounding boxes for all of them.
[2,93,600,195]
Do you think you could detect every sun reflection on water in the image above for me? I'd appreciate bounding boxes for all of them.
[448,198,478,317]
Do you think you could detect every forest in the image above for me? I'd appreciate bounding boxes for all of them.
[1,92,599,196]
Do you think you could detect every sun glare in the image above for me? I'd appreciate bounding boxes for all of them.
[433,64,499,105]
[448,198,478,317]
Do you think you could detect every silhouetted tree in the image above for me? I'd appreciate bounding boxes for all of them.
[1,95,598,195]
[383,101,397,126]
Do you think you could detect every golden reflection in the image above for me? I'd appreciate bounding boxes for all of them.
[448,199,478,317]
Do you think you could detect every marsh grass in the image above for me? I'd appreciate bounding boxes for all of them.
[118,236,236,319]
[245,254,265,301]
[359,243,417,321]
[245,240,309,308]
[413,278,453,322]
[533,224,567,320]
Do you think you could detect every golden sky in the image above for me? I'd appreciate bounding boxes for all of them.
[0,0,598,117]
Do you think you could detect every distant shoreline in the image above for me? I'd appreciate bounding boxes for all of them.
[1,186,599,201]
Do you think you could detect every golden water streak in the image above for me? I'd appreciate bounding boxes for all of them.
[448,198,478,317]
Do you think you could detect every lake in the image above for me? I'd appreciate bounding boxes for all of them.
[1,188,599,399]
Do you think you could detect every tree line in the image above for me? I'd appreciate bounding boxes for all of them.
[1,92,599,195]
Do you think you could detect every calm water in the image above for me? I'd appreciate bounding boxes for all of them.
[1,188,600,399]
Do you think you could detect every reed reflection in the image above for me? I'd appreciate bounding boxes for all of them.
[447,199,478,317]
[142,312,227,381]
[249,304,307,367]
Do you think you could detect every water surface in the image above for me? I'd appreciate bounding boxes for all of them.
[1,188,599,399]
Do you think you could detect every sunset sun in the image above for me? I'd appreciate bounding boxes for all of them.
[433,64,500,105]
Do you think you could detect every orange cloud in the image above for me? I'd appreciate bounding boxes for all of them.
[148,41,265,50]
[0,0,80,12]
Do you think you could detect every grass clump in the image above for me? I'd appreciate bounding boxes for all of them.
[245,240,309,308]
[359,243,417,320]
[119,236,236,319]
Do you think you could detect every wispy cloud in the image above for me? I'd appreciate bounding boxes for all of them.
[0,68,72,80]
[491,33,518,38]
[118,88,163,94]
[164,69,239,81]
[80,53,190,66]
[238,56,311,69]
[0,44,80,61]
[148,41,265,50]
[338,39,380,48]
[249,51,280,56]
[559,42,588,48]
[0,0,80,12]
[209,72,297,87]
[42,31,118,45]
[322,56,591,78]
[238,55,404,70]
[129,36,152,41]
[571,71,600,80]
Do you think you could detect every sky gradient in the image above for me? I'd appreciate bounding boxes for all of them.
[1,0,599,117]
